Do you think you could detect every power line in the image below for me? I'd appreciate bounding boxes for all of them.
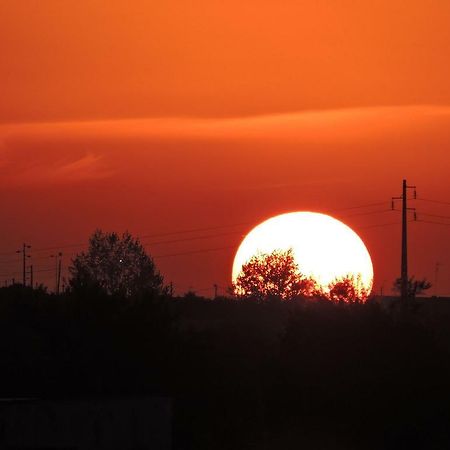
[338,208,393,219]
[2,198,449,288]
[417,197,450,207]
[152,211,400,258]
[9,221,402,279]
[419,212,450,220]
[0,203,401,270]
[2,199,444,270]
[139,221,251,240]
[151,222,404,258]
[31,242,86,253]
[154,245,236,259]
[142,230,245,247]
[75,209,394,251]
[331,201,388,211]
[360,221,401,230]
[415,219,450,227]
[0,200,392,257]
[0,267,55,278]
[0,253,60,265]
[0,225,248,257]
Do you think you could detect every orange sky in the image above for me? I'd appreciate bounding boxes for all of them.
[0,1,449,295]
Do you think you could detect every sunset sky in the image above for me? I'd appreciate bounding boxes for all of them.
[1,1,449,295]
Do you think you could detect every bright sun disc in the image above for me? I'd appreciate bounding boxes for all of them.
[232,212,373,295]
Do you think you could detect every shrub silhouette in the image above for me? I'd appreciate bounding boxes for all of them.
[328,274,370,303]
[392,276,432,299]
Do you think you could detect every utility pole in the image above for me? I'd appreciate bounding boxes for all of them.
[57,254,62,295]
[392,180,416,305]
[16,244,31,286]
[213,284,218,299]
[50,252,62,294]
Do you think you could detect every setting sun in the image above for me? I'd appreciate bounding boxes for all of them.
[232,212,374,295]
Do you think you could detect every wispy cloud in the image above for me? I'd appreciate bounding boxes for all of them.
[55,154,112,180]
[0,104,449,186]
[1,104,450,144]
[0,152,112,187]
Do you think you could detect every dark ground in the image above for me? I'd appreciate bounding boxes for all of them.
[1,285,450,449]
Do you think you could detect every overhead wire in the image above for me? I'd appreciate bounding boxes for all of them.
[417,197,450,207]
[415,219,450,227]
[3,198,449,282]
[337,208,393,219]
[360,221,401,230]
[0,200,391,257]
[138,221,251,240]
[418,212,450,220]
[3,196,449,292]
[0,253,63,265]
[0,201,399,275]
[154,219,405,258]
[330,201,388,211]
[0,267,55,278]
[154,245,237,259]
[142,230,245,247]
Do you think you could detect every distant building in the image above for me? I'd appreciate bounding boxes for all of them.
[0,396,171,449]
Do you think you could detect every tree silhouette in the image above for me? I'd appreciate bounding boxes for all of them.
[232,249,316,302]
[328,274,369,304]
[392,276,432,299]
[69,230,164,297]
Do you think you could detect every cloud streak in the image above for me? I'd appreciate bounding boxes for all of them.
[0,152,112,187]
[0,104,449,186]
[1,104,450,143]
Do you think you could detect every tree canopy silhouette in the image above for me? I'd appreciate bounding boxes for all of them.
[232,249,316,302]
[69,230,164,297]
[392,276,432,299]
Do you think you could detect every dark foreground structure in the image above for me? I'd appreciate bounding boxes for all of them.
[1,285,450,449]
[0,397,171,449]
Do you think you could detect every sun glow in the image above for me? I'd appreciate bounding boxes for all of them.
[232,212,373,295]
